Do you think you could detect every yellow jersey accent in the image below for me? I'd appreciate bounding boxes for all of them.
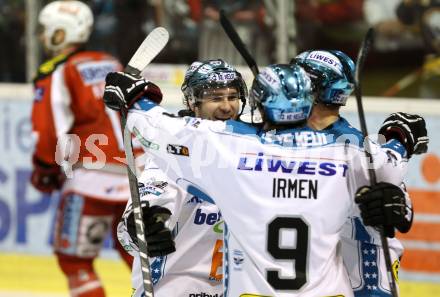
[392,259,400,283]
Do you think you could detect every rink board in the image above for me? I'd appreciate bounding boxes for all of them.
[0,64,439,293]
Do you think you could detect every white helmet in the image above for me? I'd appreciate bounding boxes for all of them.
[38,0,94,52]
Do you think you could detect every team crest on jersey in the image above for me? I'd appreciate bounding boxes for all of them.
[34,87,45,102]
[232,249,245,270]
[167,144,190,156]
[138,181,167,197]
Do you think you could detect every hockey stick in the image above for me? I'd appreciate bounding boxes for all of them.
[219,9,259,76]
[354,27,398,297]
[120,27,169,297]
[381,68,422,97]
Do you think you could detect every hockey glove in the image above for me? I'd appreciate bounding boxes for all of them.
[103,71,163,111]
[355,182,412,238]
[378,112,429,158]
[30,156,66,193]
[126,205,176,257]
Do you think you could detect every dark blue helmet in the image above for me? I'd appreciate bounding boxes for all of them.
[292,50,355,105]
[181,59,247,108]
[249,64,314,124]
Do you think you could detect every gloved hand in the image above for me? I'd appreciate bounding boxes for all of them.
[355,182,413,238]
[30,156,66,193]
[378,112,428,158]
[126,205,176,257]
[103,71,163,111]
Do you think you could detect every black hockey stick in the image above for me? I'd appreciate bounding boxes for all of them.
[219,9,259,76]
[354,27,398,297]
[119,27,169,297]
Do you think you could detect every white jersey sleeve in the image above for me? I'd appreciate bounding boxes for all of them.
[117,156,223,297]
[126,99,407,297]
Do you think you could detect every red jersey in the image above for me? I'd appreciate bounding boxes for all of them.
[32,50,127,168]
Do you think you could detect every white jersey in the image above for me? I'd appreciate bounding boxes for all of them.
[117,158,223,297]
[126,99,407,297]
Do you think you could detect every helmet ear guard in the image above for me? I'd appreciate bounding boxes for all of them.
[291,50,355,106]
[38,0,94,52]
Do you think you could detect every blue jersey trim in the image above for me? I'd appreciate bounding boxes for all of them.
[381,139,407,158]
[225,120,258,135]
[354,217,371,242]
[186,185,215,204]
[258,117,365,148]
[132,97,158,112]
[223,223,230,297]
[354,242,391,297]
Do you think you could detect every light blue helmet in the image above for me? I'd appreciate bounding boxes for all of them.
[249,64,314,124]
[292,50,355,105]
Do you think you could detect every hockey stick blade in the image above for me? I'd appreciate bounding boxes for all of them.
[120,27,170,297]
[125,27,169,76]
[354,27,398,297]
[220,10,259,76]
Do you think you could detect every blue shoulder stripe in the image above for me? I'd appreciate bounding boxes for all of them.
[381,139,407,158]
[132,97,158,112]
[225,120,258,135]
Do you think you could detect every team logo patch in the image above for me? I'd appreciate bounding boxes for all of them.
[34,87,45,102]
[232,249,244,270]
[86,220,110,244]
[138,181,167,197]
[133,127,160,150]
[207,71,236,82]
[167,144,190,156]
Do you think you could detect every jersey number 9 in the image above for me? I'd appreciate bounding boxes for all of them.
[267,216,309,291]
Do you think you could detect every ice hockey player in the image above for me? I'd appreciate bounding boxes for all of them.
[117,59,247,296]
[292,49,428,296]
[31,1,134,296]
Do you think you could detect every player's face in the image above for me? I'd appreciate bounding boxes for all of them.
[195,86,240,121]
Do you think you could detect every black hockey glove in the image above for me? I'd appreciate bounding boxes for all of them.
[126,205,176,257]
[103,71,163,111]
[378,112,429,158]
[355,182,413,238]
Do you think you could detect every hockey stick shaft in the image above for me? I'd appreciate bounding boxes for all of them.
[355,28,398,297]
[120,27,169,297]
[381,68,422,97]
[219,10,259,76]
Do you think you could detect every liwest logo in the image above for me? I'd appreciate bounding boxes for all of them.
[237,152,348,177]
[194,209,222,225]
[307,51,343,75]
